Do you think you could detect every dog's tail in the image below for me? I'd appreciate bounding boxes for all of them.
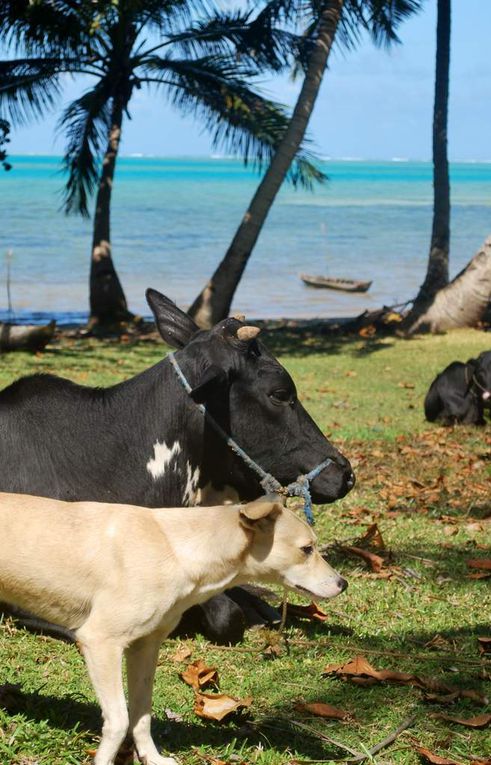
[424,380,442,422]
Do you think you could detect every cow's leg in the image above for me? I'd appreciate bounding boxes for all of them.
[126,632,178,765]
[79,639,128,765]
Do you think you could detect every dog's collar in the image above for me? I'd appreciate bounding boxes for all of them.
[472,374,491,400]
[167,351,334,525]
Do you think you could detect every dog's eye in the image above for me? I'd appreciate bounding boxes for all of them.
[301,545,314,556]
[269,389,293,405]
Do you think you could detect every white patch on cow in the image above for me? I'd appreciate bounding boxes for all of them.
[195,482,240,506]
[182,462,201,506]
[146,440,182,480]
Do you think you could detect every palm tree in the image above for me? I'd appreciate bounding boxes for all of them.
[403,0,451,333]
[188,0,423,328]
[0,0,318,325]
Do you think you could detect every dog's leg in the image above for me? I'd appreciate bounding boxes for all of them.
[126,632,177,765]
[80,639,129,765]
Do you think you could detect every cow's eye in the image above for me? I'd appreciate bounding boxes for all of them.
[269,389,293,405]
[301,545,314,556]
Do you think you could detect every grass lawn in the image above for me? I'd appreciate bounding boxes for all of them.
[0,327,490,765]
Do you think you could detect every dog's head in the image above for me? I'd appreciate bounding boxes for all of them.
[474,351,491,406]
[239,495,347,600]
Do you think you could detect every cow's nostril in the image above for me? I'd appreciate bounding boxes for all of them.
[337,576,348,593]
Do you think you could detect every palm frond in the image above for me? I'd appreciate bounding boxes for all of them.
[0,58,64,124]
[0,1,99,55]
[162,10,300,73]
[59,80,113,216]
[141,54,325,189]
[359,0,424,47]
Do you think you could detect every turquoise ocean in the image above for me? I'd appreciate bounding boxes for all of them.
[1,156,490,323]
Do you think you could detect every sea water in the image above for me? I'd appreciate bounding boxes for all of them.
[0,156,490,323]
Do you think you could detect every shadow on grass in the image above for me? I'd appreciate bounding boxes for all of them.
[0,686,332,761]
[263,328,398,359]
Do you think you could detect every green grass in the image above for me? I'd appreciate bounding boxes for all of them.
[0,328,490,765]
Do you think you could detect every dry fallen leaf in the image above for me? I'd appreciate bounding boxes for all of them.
[321,655,477,698]
[359,325,376,338]
[285,602,329,622]
[180,660,219,691]
[294,701,350,720]
[171,646,193,663]
[431,712,491,729]
[194,692,252,722]
[466,559,491,570]
[423,689,488,706]
[413,744,464,765]
[338,545,385,573]
[323,655,415,684]
[356,522,386,550]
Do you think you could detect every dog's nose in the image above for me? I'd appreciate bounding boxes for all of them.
[337,576,348,593]
[346,471,356,490]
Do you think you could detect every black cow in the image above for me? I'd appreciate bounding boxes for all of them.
[0,289,354,642]
[424,350,491,425]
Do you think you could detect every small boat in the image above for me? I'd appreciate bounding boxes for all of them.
[0,320,56,352]
[300,274,372,293]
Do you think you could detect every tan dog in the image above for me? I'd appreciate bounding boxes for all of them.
[0,492,347,765]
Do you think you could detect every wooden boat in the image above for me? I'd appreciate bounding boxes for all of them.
[0,320,56,352]
[300,274,372,293]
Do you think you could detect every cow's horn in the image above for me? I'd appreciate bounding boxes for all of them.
[237,325,261,341]
[233,313,245,322]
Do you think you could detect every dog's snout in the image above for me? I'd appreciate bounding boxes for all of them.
[337,576,348,593]
[346,470,355,490]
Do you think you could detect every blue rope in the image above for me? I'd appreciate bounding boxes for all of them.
[168,351,334,525]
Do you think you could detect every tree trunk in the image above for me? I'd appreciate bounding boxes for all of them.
[403,0,451,331]
[188,1,344,328]
[89,96,132,326]
[405,236,491,334]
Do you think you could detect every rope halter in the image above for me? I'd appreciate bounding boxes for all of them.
[168,351,334,525]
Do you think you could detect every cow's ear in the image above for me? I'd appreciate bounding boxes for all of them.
[146,288,199,349]
[239,494,284,531]
[190,364,227,403]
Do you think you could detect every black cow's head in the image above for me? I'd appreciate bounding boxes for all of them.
[474,351,491,408]
[147,289,355,505]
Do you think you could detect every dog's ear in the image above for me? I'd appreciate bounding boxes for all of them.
[239,494,284,531]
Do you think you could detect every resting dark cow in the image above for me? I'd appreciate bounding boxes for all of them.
[424,350,491,425]
[0,289,354,643]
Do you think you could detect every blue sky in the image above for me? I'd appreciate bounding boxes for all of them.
[7,1,491,161]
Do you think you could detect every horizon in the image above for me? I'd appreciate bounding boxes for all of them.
[8,154,491,164]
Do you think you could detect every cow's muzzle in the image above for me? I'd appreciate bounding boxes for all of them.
[310,456,355,504]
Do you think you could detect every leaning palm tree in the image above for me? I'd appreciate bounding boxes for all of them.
[0,0,318,325]
[188,0,423,328]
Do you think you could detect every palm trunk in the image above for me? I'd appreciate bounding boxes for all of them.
[188,0,344,328]
[89,95,132,326]
[403,0,451,331]
[405,236,491,333]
